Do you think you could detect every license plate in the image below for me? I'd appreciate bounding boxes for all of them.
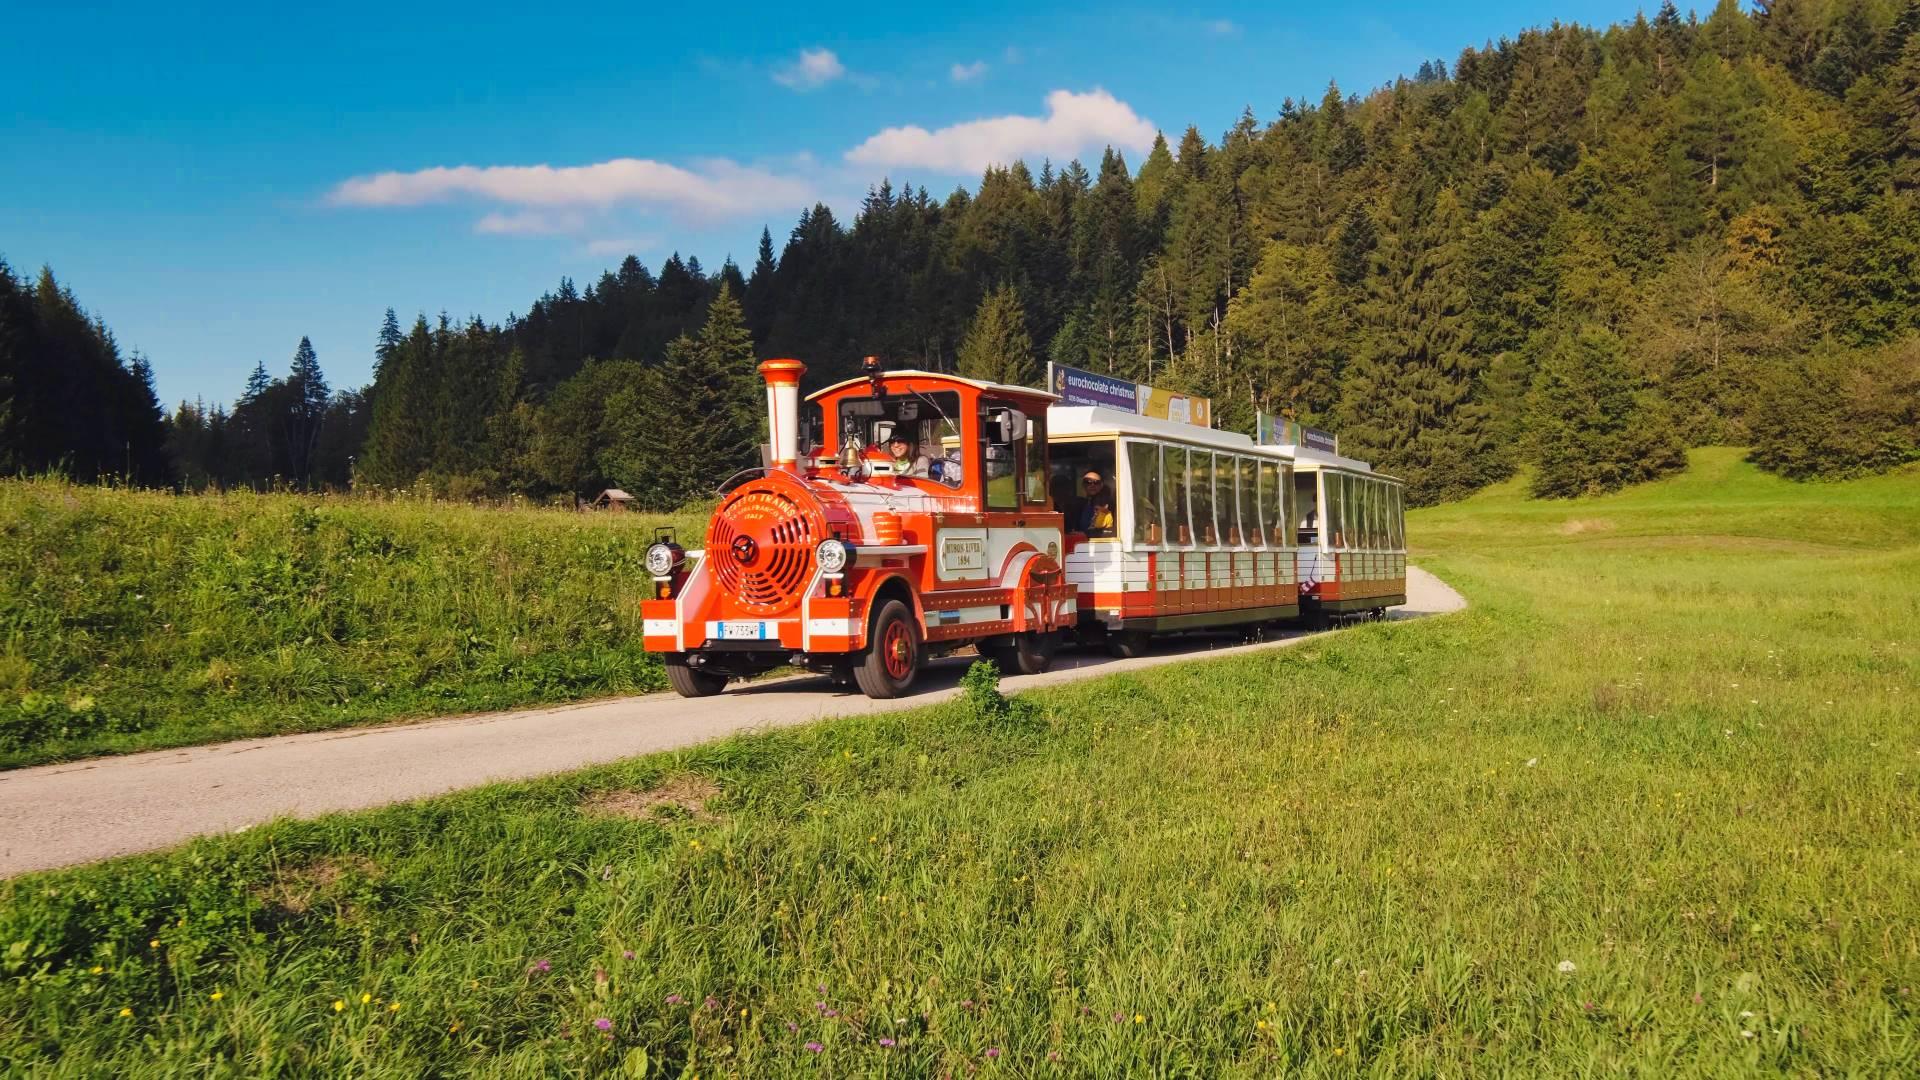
[718,621,769,641]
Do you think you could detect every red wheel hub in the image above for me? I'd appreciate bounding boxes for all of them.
[882,619,914,679]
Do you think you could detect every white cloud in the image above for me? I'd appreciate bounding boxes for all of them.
[950,59,988,83]
[773,47,846,91]
[473,210,586,236]
[1204,18,1240,35]
[327,157,815,221]
[845,89,1155,174]
[1002,45,1023,64]
[585,237,643,257]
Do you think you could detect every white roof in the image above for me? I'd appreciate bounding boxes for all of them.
[807,369,1060,403]
[1046,405,1278,457]
[1280,443,1402,481]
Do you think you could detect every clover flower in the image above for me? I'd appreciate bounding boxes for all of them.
[665,993,684,1005]
[530,959,551,974]
[1556,960,1576,974]
[985,1047,1001,1059]
[805,1041,824,1053]
[594,1018,613,1032]
[877,1037,896,1048]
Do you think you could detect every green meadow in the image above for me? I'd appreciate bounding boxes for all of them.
[0,482,704,768]
[3,448,1917,1075]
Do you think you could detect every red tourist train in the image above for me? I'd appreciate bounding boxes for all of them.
[640,358,1405,698]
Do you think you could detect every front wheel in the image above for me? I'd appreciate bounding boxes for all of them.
[855,599,922,698]
[664,653,727,698]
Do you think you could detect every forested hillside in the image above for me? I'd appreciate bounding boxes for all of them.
[10,0,1920,504]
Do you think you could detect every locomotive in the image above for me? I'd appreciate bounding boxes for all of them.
[640,357,1405,698]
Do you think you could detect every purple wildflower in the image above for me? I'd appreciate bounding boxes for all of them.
[878,1037,896,1048]
[704,996,720,1010]
[805,1041,824,1053]
[593,1017,613,1032]
[1048,1050,1063,1062]
[786,1021,799,1033]
[529,959,551,974]
[665,993,685,1005]
[823,1008,840,1018]
[1112,1011,1125,1023]
[985,1047,1002,1059]
[622,950,635,960]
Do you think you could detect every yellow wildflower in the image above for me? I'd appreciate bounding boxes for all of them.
[90,965,104,975]
[149,939,160,949]
[361,993,372,1005]
[118,1007,133,1018]
[210,991,223,1001]
[1334,1048,1345,1056]
[333,1000,346,1012]
[1134,1014,1145,1025]
[389,1002,401,1012]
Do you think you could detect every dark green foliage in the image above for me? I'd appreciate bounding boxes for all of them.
[1525,327,1687,497]
[1748,338,1920,479]
[957,285,1039,386]
[20,1,1920,499]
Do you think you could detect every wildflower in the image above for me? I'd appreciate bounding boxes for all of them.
[1048,1051,1063,1062]
[704,996,720,1010]
[530,959,551,974]
[1741,1030,1755,1039]
[1525,758,1539,768]
[1255,1019,1270,1031]
[878,1037,896,1048]
[985,1047,1001,1058]
[449,1021,462,1032]
[1334,1047,1346,1056]
[389,1002,400,1012]
[210,991,224,1001]
[90,965,104,975]
[804,1041,824,1053]
[594,1017,613,1032]
[149,939,159,949]
[665,993,685,1005]
[1133,1013,1145,1024]
[1111,1011,1125,1023]
[118,1007,133,1018]
[1557,960,1577,974]
[740,1008,749,1018]
[786,1021,799,1032]
[333,1000,345,1012]
[622,950,635,960]
[361,993,372,1005]
[1739,1010,1754,1019]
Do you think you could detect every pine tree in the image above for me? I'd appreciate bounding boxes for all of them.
[1525,326,1686,497]
[957,285,1039,386]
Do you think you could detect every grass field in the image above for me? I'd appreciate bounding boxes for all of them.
[2,448,1917,1075]
[0,482,703,769]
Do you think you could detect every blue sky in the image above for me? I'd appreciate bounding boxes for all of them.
[4,1,1650,408]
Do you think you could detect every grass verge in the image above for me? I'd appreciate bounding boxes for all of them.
[0,481,704,768]
[2,449,1917,1075]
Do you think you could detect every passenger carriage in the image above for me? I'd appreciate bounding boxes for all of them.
[1046,407,1303,657]
[1283,445,1408,621]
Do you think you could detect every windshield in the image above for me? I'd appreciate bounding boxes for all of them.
[836,391,964,487]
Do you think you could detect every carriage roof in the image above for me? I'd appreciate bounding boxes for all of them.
[1045,405,1272,455]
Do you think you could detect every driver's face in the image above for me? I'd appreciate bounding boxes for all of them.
[1082,475,1102,490]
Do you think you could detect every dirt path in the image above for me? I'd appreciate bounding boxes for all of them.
[0,567,1464,877]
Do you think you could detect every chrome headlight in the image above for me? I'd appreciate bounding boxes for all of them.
[644,542,679,577]
[815,538,851,575]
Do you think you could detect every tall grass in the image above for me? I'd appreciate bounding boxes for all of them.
[0,480,707,768]
[1,450,1916,1075]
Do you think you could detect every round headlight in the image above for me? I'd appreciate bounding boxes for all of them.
[644,542,678,577]
[815,538,850,575]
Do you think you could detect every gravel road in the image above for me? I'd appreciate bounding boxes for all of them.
[0,567,1464,877]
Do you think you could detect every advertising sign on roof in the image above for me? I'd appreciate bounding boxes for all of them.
[1256,411,1338,453]
[1048,363,1213,428]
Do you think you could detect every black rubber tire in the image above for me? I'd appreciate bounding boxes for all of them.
[855,599,921,698]
[1103,629,1152,659]
[988,630,1058,676]
[664,654,727,698]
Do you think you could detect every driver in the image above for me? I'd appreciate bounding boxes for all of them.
[887,434,931,479]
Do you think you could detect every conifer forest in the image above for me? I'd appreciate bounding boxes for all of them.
[6,0,1920,507]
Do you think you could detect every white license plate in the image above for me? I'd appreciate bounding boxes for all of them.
[718,621,769,641]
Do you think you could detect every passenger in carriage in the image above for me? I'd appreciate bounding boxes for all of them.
[1075,470,1116,537]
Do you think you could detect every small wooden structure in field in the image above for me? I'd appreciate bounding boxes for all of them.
[592,488,636,512]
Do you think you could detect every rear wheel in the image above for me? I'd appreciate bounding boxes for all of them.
[664,653,726,698]
[855,599,921,698]
[1104,629,1152,659]
[987,630,1058,676]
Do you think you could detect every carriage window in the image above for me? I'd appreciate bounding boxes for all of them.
[1295,470,1318,546]
[1391,484,1404,549]
[1255,460,1277,548]
[1239,457,1259,547]
[1361,479,1375,550]
[1166,446,1192,546]
[1374,481,1387,549]
[1190,451,1217,546]
[1326,473,1346,550]
[1126,441,1162,546]
[1278,465,1295,547]
[1054,439,1118,536]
